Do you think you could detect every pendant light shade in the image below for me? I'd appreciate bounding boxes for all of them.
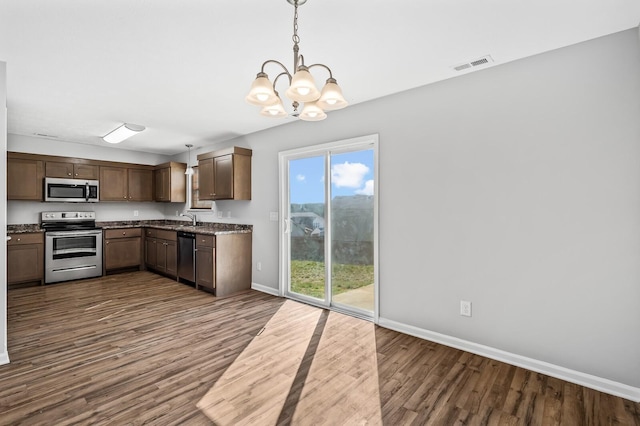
[317,78,348,111]
[260,96,288,118]
[285,66,321,103]
[246,72,278,106]
[299,101,327,121]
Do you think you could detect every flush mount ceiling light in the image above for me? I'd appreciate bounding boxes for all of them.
[185,144,194,176]
[245,0,347,121]
[102,123,146,144]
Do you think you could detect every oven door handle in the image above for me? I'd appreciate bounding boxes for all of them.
[46,230,102,237]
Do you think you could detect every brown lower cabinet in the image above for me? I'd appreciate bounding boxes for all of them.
[144,229,177,278]
[196,232,252,297]
[7,232,44,287]
[104,228,143,273]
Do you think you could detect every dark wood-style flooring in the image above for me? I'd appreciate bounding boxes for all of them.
[1,272,638,425]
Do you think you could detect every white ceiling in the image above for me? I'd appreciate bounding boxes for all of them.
[1,1,639,156]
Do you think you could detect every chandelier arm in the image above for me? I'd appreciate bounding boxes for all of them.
[273,71,293,88]
[260,59,292,75]
[307,63,334,79]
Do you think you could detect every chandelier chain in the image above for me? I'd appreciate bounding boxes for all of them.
[292,0,300,45]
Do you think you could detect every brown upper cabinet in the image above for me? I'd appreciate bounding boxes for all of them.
[196,147,251,201]
[154,162,186,202]
[100,166,154,201]
[7,155,44,200]
[45,161,99,180]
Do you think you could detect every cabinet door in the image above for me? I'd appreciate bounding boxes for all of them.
[213,154,233,200]
[74,164,99,179]
[45,161,74,178]
[198,158,214,200]
[105,238,141,270]
[128,169,154,201]
[100,166,128,200]
[156,241,168,272]
[145,238,157,267]
[154,167,170,201]
[7,244,43,283]
[7,158,44,200]
[196,246,215,289]
[165,240,178,277]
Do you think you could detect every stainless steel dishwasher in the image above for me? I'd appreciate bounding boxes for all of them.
[177,231,196,283]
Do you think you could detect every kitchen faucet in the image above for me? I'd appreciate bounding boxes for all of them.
[180,212,197,226]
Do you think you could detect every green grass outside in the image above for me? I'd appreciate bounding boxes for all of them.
[290,260,374,299]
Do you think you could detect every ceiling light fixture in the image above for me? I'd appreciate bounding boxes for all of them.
[246,0,347,121]
[102,123,145,144]
[185,144,194,176]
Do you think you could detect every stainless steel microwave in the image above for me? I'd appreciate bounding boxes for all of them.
[44,177,99,202]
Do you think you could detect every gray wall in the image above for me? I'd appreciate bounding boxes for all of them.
[202,29,640,388]
[4,29,639,388]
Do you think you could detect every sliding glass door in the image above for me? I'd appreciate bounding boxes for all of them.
[279,135,378,320]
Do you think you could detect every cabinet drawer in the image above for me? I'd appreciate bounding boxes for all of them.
[7,233,43,246]
[196,234,215,247]
[156,230,177,241]
[104,228,142,239]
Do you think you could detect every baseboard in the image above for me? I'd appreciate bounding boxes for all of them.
[378,317,640,403]
[251,282,280,297]
[0,350,9,366]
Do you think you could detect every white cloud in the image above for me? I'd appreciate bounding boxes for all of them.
[355,180,374,195]
[331,162,369,188]
[296,174,306,182]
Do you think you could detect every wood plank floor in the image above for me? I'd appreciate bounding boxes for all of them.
[1,272,638,425]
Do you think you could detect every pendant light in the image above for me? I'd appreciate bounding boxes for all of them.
[246,0,347,120]
[185,144,194,176]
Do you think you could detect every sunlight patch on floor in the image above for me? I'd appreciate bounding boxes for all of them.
[196,300,322,425]
[197,299,382,425]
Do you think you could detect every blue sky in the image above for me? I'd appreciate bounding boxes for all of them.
[289,149,374,204]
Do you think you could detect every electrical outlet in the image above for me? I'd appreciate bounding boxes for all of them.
[460,300,472,317]
[257,262,262,271]
[133,210,139,217]
[226,211,231,218]
[217,211,223,218]
[269,211,279,221]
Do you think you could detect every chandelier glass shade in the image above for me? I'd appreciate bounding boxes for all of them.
[245,0,347,121]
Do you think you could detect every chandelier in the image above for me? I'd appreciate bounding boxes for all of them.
[245,0,347,121]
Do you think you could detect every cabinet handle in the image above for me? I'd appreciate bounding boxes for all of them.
[106,241,109,244]
[67,172,71,176]
[123,196,127,199]
[122,232,126,235]
[75,173,78,176]
[17,238,21,242]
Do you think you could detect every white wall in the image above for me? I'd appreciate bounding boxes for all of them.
[187,29,640,391]
[1,61,8,364]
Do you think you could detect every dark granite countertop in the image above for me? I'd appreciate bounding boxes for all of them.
[97,220,252,236]
[8,220,252,236]
[7,224,44,234]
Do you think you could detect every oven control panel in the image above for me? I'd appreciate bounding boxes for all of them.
[41,211,96,221]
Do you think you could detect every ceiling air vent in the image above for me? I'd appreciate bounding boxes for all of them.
[33,133,59,139]
[453,55,493,72]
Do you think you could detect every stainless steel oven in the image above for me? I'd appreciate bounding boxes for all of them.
[42,212,103,284]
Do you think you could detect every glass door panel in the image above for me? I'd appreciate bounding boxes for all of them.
[288,155,326,302]
[330,150,375,314]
